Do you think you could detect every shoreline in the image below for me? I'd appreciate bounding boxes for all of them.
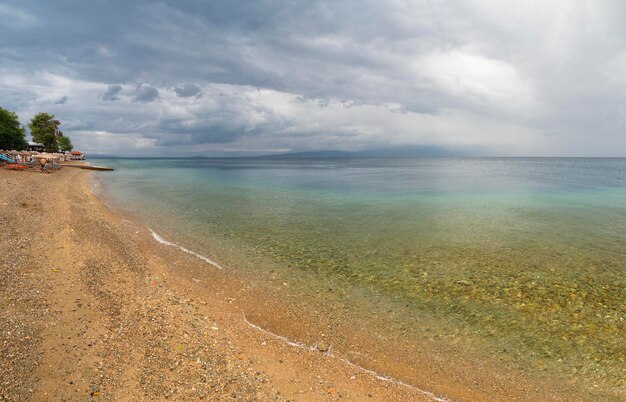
[0,167,613,401]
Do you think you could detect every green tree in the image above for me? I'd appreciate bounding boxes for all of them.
[58,135,73,152]
[29,112,61,152]
[0,107,27,150]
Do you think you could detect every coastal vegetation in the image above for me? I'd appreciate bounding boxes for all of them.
[0,107,27,150]
[29,112,63,153]
[0,108,74,153]
[57,135,73,152]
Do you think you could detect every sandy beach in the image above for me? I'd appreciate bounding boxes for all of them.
[0,167,611,401]
[0,167,443,401]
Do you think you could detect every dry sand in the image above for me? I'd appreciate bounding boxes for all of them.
[0,167,603,401]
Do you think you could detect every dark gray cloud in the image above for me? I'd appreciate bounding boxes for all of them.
[102,85,122,101]
[54,95,68,104]
[134,84,159,102]
[174,84,202,98]
[0,1,625,156]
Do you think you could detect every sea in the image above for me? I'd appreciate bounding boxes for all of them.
[92,157,626,393]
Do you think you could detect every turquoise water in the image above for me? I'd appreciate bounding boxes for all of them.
[95,157,626,388]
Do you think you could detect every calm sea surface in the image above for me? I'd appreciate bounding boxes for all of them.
[95,157,626,389]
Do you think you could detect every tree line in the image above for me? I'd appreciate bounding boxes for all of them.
[0,107,73,152]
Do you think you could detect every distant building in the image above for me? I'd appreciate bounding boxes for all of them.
[27,142,45,152]
[68,150,85,160]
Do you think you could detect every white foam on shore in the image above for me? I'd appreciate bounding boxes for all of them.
[148,228,224,270]
[88,179,100,194]
[242,314,450,402]
[243,314,318,351]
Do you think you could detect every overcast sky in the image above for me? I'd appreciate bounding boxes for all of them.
[1,1,625,156]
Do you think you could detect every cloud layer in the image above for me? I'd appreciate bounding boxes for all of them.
[1,1,624,156]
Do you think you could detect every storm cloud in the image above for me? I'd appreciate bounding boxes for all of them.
[0,1,625,156]
[102,84,122,101]
[174,84,202,98]
[134,84,160,102]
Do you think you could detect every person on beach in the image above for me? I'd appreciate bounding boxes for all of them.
[40,158,47,173]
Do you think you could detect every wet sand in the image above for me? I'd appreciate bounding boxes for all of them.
[0,167,609,401]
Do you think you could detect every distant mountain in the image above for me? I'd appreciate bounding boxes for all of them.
[272,150,355,158]
[272,145,480,158]
[89,145,486,159]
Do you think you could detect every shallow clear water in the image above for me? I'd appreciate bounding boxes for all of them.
[95,157,626,387]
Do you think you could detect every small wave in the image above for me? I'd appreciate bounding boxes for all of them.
[148,228,224,270]
[242,314,450,402]
[89,181,100,194]
[243,314,317,351]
